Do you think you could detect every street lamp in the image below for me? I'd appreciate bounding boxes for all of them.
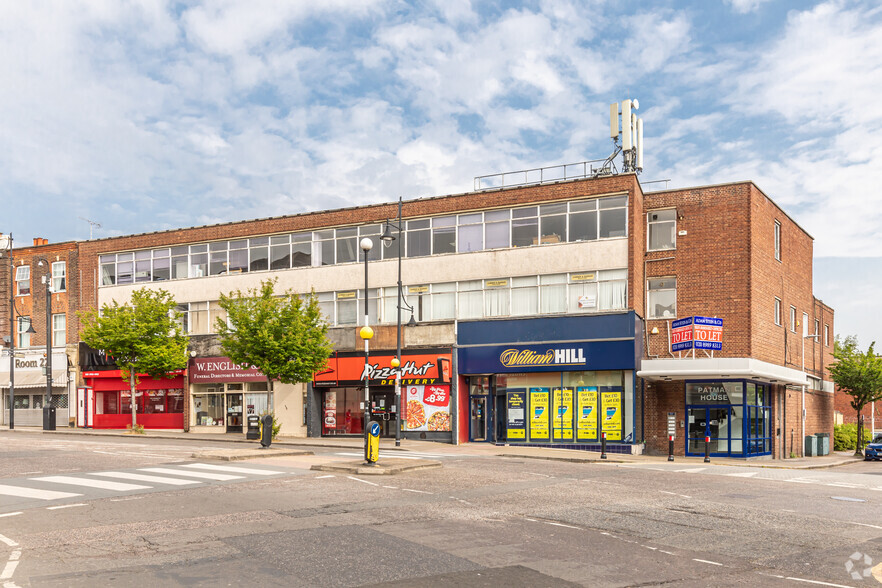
[381,198,417,447]
[35,257,55,431]
[802,331,819,456]
[359,237,373,463]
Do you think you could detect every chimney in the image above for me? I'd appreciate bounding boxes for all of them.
[32,238,49,246]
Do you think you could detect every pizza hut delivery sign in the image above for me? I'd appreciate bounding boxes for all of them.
[671,316,723,352]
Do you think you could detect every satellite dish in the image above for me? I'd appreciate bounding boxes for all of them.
[632,99,639,110]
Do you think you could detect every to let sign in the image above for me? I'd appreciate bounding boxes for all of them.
[670,316,723,352]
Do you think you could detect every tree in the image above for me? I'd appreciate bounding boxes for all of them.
[828,336,882,455]
[79,288,189,428]
[216,279,333,416]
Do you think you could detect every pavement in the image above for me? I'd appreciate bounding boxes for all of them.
[0,424,865,470]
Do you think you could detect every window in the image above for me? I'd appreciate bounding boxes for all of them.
[15,265,29,295]
[539,203,567,244]
[484,210,510,249]
[135,250,152,282]
[291,233,312,267]
[599,195,627,238]
[774,221,781,261]
[539,274,567,313]
[52,313,66,347]
[314,230,335,266]
[789,306,796,333]
[511,207,538,247]
[598,269,628,310]
[814,319,819,338]
[824,324,829,346]
[432,217,456,254]
[175,304,189,333]
[228,240,248,273]
[336,291,357,325]
[270,235,291,270]
[484,279,510,317]
[171,247,189,279]
[568,201,597,242]
[406,220,431,257]
[802,312,808,337]
[18,316,31,347]
[100,255,116,285]
[431,283,456,320]
[51,262,66,292]
[153,250,170,281]
[209,241,228,276]
[774,298,782,326]
[647,277,676,319]
[457,214,483,252]
[647,209,676,251]
[189,245,207,278]
[511,276,538,315]
[249,237,269,271]
[457,280,483,318]
[568,273,598,313]
[335,227,358,264]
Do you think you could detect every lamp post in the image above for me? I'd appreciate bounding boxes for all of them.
[0,233,14,429]
[802,331,819,456]
[359,237,373,463]
[381,198,417,447]
[35,257,54,431]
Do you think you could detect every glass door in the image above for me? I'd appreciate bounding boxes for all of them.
[226,393,243,432]
[470,396,487,441]
[687,406,736,456]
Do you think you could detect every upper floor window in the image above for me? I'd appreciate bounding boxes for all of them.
[824,324,829,346]
[98,194,630,287]
[52,313,66,347]
[17,316,31,347]
[774,297,782,326]
[15,265,29,296]
[790,306,796,333]
[647,277,676,319]
[814,319,819,338]
[774,221,781,261]
[52,261,66,292]
[802,312,809,337]
[647,209,676,251]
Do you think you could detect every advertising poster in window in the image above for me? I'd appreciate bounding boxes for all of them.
[601,391,622,441]
[506,390,526,440]
[552,387,574,441]
[576,387,598,442]
[404,385,451,431]
[322,391,337,435]
[529,388,550,441]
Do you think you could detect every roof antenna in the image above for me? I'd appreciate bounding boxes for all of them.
[79,217,102,240]
[596,99,644,177]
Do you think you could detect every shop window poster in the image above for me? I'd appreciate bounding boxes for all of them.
[576,387,598,442]
[601,391,623,441]
[529,387,550,441]
[552,387,574,441]
[404,385,451,432]
[506,390,526,440]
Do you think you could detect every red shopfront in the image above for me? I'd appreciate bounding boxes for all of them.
[313,349,453,441]
[82,369,186,430]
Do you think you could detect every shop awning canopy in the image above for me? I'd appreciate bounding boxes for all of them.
[2,369,68,389]
[637,357,807,386]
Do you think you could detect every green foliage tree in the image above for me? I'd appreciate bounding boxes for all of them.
[216,279,333,425]
[79,288,189,428]
[828,336,882,455]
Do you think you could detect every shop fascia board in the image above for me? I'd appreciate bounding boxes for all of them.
[637,357,807,386]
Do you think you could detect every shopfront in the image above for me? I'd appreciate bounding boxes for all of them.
[685,380,772,457]
[189,357,270,434]
[1,351,70,428]
[457,314,641,450]
[313,349,453,441]
[81,369,185,429]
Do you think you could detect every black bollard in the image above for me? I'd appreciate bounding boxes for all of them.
[668,435,675,462]
[600,431,607,459]
[704,435,711,463]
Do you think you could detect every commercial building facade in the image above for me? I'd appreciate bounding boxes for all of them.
[53,171,832,457]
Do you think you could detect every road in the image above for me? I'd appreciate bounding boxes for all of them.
[0,431,881,587]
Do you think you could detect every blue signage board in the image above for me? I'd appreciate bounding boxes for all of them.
[458,339,636,374]
[671,316,723,353]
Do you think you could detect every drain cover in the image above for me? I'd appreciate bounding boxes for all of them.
[831,496,867,502]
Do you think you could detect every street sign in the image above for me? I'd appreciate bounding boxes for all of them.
[671,316,723,352]
[667,412,676,437]
[365,420,380,464]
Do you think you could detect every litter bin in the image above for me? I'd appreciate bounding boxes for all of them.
[43,405,56,431]
[246,415,260,440]
[804,434,818,457]
[816,432,830,456]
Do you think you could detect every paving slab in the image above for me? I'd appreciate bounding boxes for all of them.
[191,448,313,461]
[310,458,442,475]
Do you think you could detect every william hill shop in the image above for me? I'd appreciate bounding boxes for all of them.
[457,314,642,452]
[313,348,453,442]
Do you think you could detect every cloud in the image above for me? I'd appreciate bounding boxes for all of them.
[724,0,773,14]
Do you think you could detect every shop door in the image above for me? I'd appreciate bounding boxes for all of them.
[686,406,735,456]
[470,396,487,441]
[492,394,506,443]
[226,393,243,433]
[371,390,395,437]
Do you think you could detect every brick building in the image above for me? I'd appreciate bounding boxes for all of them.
[1,236,78,428]
[66,171,833,458]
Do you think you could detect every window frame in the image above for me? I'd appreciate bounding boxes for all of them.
[17,316,31,347]
[774,297,782,326]
[15,265,30,296]
[646,276,677,320]
[51,261,66,292]
[52,313,66,347]
[774,220,781,261]
[789,306,797,333]
[824,324,829,346]
[647,209,677,251]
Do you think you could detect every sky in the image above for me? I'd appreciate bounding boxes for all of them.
[1,0,880,346]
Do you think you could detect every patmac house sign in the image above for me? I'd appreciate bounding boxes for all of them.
[189,357,265,383]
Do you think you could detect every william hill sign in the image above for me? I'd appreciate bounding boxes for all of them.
[499,348,587,368]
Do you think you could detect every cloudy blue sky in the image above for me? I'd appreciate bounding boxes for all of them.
[2,0,880,346]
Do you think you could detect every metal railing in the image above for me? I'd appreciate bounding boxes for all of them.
[474,159,612,191]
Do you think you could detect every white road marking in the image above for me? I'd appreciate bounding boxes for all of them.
[642,545,657,550]
[181,463,284,475]
[726,472,758,478]
[524,518,538,522]
[139,468,241,481]
[109,496,144,502]
[0,485,82,501]
[0,535,17,548]
[347,476,379,486]
[675,468,706,473]
[315,475,335,479]
[693,559,724,566]
[0,555,19,581]
[847,521,882,530]
[0,513,22,519]
[334,452,425,461]
[401,488,432,494]
[47,503,87,510]
[786,478,821,484]
[31,476,150,492]
[659,550,676,555]
[526,472,553,478]
[826,483,860,488]
[92,472,201,486]
[782,576,855,587]
[544,521,579,529]
[659,491,677,495]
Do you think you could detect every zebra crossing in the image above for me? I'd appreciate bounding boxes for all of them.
[0,462,290,512]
